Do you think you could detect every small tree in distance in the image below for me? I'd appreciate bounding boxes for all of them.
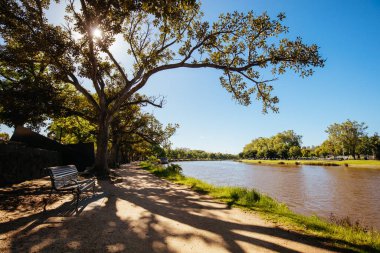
[0,1,325,176]
[326,119,368,159]
[289,146,301,159]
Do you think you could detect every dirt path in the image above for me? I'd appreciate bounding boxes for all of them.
[1,165,353,252]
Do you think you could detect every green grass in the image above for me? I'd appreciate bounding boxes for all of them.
[240,159,380,168]
[140,161,380,252]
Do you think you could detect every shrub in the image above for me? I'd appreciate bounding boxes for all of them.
[142,162,184,178]
[148,155,160,164]
[166,164,183,174]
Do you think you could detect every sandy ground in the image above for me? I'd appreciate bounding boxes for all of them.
[0,165,355,253]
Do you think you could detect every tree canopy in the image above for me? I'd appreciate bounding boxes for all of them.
[326,120,367,159]
[0,50,70,130]
[240,120,380,160]
[167,148,237,161]
[242,130,302,159]
[0,0,324,175]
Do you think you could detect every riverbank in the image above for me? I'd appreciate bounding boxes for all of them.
[141,162,380,252]
[240,159,380,168]
[2,165,365,253]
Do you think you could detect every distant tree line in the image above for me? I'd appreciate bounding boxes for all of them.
[240,130,302,159]
[240,120,380,160]
[166,148,237,161]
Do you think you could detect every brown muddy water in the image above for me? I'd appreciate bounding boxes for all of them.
[176,161,380,231]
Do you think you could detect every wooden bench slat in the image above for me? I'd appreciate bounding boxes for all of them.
[50,170,77,174]
[52,171,77,175]
[52,173,78,178]
[45,165,96,212]
[51,170,78,174]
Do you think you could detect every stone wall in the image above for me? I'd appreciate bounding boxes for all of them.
[0,142,62,186]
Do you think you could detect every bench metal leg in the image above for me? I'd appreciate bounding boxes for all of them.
[75,191,80,212]
[43,188,53,212]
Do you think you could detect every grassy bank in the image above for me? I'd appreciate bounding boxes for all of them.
[140,161,380,252]
[240,159,380,168]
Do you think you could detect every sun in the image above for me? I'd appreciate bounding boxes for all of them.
[91,28,102,39]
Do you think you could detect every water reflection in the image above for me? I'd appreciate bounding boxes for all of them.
[177,161,380,230]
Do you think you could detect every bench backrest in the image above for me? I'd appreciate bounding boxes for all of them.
[46,165,79,190]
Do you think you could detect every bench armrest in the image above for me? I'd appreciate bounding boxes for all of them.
[68,179,80,185]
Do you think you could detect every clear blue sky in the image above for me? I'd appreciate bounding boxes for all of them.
[140,0,380,153]
[1,0,380,154]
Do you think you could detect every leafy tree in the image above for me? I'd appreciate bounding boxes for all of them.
[46,90,176,167]
[266,149,277,159]
[0,50,69,130]
[244,149,257,159]
[0,132,9,142]
[357,136,372,159]
[113,112,178,166]
[301,147,311,158]
[242,130,302,159]
[317,140,341,158]
[1,0,324,175]
[289,146,301,159]
[326,120,367,159]
[167,148,236,160]
[370,133,380,160]
[48,116,97,144]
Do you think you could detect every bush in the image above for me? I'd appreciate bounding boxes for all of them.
[141,162,183,178]
[166,164,183,174]
[148,155,160,164]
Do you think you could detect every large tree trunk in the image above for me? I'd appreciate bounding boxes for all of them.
[94,114,110,177]
[110,133,120,168]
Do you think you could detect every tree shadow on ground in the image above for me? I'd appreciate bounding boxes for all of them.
[2,167,373,252]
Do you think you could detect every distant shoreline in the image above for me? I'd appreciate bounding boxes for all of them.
[169,159,233,162]
[240,159,380,169]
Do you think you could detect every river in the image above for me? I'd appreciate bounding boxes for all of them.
[176,161,380,231]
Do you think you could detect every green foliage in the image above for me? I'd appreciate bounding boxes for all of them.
[47,116,97,144]
[288,146,301,158]
[147,155,160,164]
[242,121,380,160]
[326,119,367,159]
[0,0,324,174]
[110,103,178,164]
[358,136,372,158]
[301,147,311,158]
[242,159,380,167]
[167,148,237,160]
[371,133,380,160]
[140,161,183,178]
[314,140,334,158]
[242,130,302,159]
[0,132,9,142]
[166,164,183,174]
[0,61,69,130]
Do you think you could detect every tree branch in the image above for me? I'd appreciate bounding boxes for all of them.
[66,73,100,112]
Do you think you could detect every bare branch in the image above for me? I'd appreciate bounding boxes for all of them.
[67,73,100,111]
[126,98,164,108]
[102,47,129,83]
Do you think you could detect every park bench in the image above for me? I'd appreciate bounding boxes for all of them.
[44,165,96,212]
